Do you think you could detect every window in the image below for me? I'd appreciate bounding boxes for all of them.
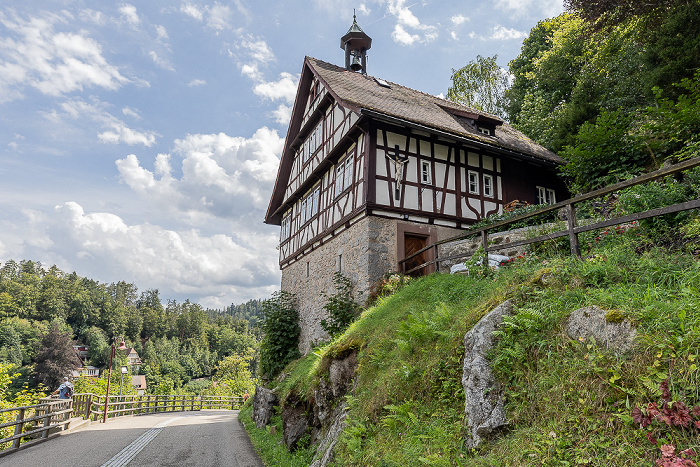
[421,160,431,184]
[299,186,320,225]
[280,214,291,242]
[335,157,353,196]
[468,171,479,194]
[478,127,492,136]
[483,174,494,198]
[536,186,556,205]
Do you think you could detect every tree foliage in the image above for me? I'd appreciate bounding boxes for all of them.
[259,290,300,381]
[506,3,700,192]
[0,260,262,394]
[447,55,509,119]
[33,323,80,390]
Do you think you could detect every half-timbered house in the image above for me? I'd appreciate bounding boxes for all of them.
[265,18,566,352]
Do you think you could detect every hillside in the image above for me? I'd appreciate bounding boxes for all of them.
[240,224,700,466]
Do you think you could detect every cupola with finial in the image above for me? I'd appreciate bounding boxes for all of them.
[340,11,372,74]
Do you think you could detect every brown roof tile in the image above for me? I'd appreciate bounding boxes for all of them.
[307,56,563,164]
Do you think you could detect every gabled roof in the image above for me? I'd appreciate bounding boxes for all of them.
[306,57,562,164]
[264,56,563,225]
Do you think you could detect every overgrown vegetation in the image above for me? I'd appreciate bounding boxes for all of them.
[259,290,300,381]
[320,272,361,338]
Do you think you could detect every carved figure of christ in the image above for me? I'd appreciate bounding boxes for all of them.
[386,144,409,201]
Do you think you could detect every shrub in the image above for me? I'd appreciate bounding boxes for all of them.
[320,272,361,338]
[259,291,300,381]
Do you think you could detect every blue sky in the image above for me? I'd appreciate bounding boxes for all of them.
[0,0,564,309]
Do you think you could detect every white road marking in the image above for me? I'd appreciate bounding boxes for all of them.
[100,416,184,467]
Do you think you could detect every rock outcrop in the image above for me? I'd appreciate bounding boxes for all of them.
[566,305,636,354]
[462,300,513,449]
[252,386,278,429]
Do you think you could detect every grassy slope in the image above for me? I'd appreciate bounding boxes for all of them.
[244,230,700,466]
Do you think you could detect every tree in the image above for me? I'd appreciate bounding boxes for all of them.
[212,349,257,396]
[34,323,80,390]
[564,0,685,29]
[447,55,509,119]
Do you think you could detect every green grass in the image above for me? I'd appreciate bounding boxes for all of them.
[242,226,700,466]
[239,400,314,467]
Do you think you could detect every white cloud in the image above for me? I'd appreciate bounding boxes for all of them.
[358,4,371,15]
[206,3,232,31]
[237,38,276,82]
[149,50,175,71]
[122,107,141,119]
[98,123,158,147]
[188,78,207,87]
[392,24,420,46]
[253,72,298,104]
[46,201,280,305]
[46,98,158,147]
[493,0,564,18]
[451,14,468,25]
[490,25,526,40]
[386,0,438,46]
[155,25,169,40]
[271,104,292,125]
[116,127,284,218]
[0,11,130,102]
[119,4,140,28]
[181,3,204,21]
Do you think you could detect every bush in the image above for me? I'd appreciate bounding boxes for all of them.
[259,291,300,381]
[320,272,361,338]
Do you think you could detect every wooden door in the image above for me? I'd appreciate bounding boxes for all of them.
[404,234,428,277]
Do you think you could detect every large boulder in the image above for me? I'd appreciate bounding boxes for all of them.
[282,397,310,451]
[462,300,513,449]
[310,402,348,467]
[251,386,278,429]
[566,305,636,354]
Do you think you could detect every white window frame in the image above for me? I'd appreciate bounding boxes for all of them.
[468,171,479,194]
[280,213,291,242]
[335,157,353,197]
[300,186,321,225]
[483,174,494,198]
[421,160,431,184]
[478,127,492,136]
[536,186,556,205]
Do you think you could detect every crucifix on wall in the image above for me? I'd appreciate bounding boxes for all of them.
[386,144,409,201]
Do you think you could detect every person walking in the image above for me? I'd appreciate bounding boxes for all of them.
[51,376,74,399]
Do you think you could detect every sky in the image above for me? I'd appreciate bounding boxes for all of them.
[0,0,565,310]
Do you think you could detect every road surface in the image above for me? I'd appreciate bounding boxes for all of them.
[0,410,263,467]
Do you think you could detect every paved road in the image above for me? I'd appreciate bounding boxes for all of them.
[0,410,263,467]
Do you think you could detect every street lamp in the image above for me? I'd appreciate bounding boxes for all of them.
[103,336,127,423]
[119,366,128,395]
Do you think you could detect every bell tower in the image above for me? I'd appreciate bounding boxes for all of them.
[340,12,372,74]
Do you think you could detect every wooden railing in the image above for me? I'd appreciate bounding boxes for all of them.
[0,398,73,452]
[400,156,700,275]
[86,394,244,421]
[1,393,243,454]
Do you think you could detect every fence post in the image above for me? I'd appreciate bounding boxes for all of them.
[190,395,195,412]
[433,244,439,273]
[85,394,92,420]
[566,203,581,257]
[12,408,25,449]
[41,403,53,439]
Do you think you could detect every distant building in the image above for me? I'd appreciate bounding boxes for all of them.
[124,348,142,366]
[132,375,147,395]
[265,17,566,353]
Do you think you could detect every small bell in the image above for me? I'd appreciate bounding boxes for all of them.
[350,53,362,72]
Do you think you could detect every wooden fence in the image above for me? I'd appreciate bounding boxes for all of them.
[400,156,700,275]
[0,398,72,452]
[1,393,243,454]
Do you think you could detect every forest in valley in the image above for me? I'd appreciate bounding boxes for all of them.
[0,258,264,404]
